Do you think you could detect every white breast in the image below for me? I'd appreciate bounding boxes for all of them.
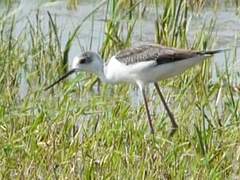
[104,56,132,83]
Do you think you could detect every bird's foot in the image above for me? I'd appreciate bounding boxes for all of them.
[169,125,178,137]
[150,126,155,134]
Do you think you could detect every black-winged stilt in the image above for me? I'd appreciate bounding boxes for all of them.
[45,44,227,135]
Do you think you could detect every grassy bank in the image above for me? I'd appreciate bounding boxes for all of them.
[0,0,239,179]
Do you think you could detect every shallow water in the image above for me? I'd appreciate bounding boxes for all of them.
[1,0,239,99]
[2,0,240,59]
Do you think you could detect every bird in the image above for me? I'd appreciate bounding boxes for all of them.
[45,43,227,136]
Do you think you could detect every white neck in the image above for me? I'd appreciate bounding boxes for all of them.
[91,58,109,83]
[96,56,124,84]
[90,55,119,84]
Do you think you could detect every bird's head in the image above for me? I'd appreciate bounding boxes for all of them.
[44,51,103,90]
[72,51,103,74]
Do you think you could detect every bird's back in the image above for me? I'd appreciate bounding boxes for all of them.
[115,44,200,66]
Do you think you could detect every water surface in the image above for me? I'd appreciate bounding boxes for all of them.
[1,0,239,98]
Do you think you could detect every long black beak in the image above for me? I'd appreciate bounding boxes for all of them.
[44,69,77,91]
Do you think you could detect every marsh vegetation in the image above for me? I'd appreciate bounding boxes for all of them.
[0,0,240,179]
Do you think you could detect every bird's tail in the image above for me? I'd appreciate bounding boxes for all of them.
[199,48,231,55]
[200,45,240,55]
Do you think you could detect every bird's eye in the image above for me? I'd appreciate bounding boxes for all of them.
[79,58,86,64]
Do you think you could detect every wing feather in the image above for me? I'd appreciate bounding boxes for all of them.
[115,44,200,65]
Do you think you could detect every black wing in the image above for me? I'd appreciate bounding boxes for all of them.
[115,44,202,65]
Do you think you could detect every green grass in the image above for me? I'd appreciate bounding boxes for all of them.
[0,0,240,179]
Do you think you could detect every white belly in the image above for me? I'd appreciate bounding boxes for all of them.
[104,55,209,84]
